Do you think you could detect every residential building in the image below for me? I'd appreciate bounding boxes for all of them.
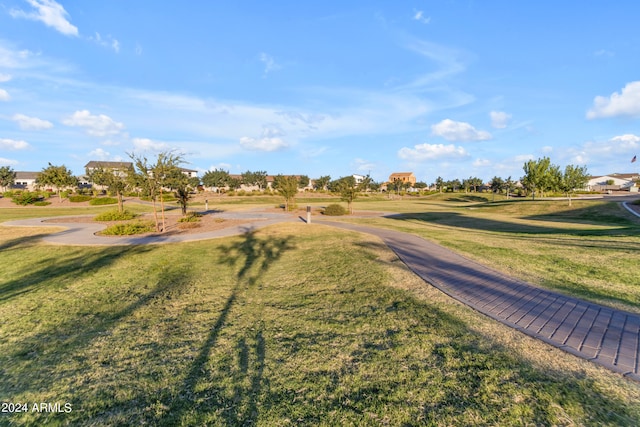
[12,171,40,191]
[388,172,416,186]
[586,173,639,192]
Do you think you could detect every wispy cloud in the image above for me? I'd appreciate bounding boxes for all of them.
[0,74,11,82]
[62,110,126,137]
[10,0,79,37]
[490,111,511,129]
[132,137,170,152]
[431,119,491,141]
[398,143,468,161]
[413,10,431,24]
[259,53,281,77]
[0,88,9,101]
[89,33,120,53]
[0,157,19,166]
[11,113,54,130]
[587,81,640,119]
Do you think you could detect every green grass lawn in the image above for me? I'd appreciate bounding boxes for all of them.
[1,219,640,425]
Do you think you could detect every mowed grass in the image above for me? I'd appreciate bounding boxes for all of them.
[1,223,640,426]
[342,196,640,314]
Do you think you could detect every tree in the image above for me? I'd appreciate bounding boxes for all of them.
[466,176,483,192]
[165,167,193,216]
[87,165,132,213]
[38,163,77,201]
[489,176,505,201]
[435,176,445,193]
[331,175,360,214]
[297,175,310,190]
[314,175,331,191]
[0,166,16,192]
[559,164,589,206]
[522,157,551,200]
[504,176,515,199]
[129,153,161,231]
[274,175,298,211]
[202,169,230,191]
[153,151,185,231]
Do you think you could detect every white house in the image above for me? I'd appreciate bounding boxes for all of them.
[586,173,639,191]
[12,171,40,191]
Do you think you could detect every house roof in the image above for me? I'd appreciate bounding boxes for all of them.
[389,172,415,177]
[84,161,133,169]
[15,171,40,180]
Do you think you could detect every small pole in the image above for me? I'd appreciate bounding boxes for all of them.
[306,205,311,224]
[205,199,209,211]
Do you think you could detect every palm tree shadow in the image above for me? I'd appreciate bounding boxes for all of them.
[161,228,294,425]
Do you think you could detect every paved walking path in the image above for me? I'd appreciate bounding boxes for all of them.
[4,210,640,380]
[319,220,640,381]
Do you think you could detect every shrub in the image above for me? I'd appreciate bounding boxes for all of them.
[69,195,93,203]
[95,210,137,221]
[633,199,640,206]
[90,197,118,206]
[179,212,202,223]
[12,191,39,205]
[33,201,52,206]
[101,220,155,236]
[177,222,201,230]
[323,204,347,216]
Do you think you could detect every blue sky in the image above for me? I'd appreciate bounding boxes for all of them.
[1,1,639,184]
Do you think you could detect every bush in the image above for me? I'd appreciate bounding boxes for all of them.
[12,191,39,205]
[101,220,155,236]
[69,195,93,203]
[95,210,138,221]
[90,197,118,206]
[179,212,202,223]
[323,204,347,216]
[33,201,52,206]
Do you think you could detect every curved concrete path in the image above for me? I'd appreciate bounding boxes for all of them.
[3,211,298,245]
[319,220,640,382]
[4,210,640,380]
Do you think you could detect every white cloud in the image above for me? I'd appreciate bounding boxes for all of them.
[88,148,112,160]
[473,158,491,167]
[240,136,288,152]
[541,146,553,153]
[259,53,281,76]
[0,74,11,82]
[398,143,468,161]
[431,119,492,141]
[0,157,19,166]
[587,81,640,119]
[240,125,289,152]
[132,137,170,152]
[209,163,232,171]
[11,113,54,130]
[62,110,125,137]
[610,134,640,145]
[0,138,30,150]
[514,154,534,162]
[490,111,511,129]
[413,10,431,24]
[10,0,78,37]
[0,89,10,101]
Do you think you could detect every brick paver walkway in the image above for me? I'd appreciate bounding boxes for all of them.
[321,220,640,381]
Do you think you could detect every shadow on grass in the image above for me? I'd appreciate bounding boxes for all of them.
[0,232,52,252]
[160,228,294,426]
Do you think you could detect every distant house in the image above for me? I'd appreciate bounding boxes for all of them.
[388,172,416,186]
[12,171,40,191]
[180,167,198,179]
[352,174,366,185]
[586,173,639,192]
[85,161,133,177]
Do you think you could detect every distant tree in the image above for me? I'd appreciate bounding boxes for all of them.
[314,175,331,191]
[253,171,268,190]
[202,169,230,190]
[332,175,360,214]
[38,163,77,201]
[0,166,16,192]
[489,176,504,194]
[414,181,428,190]
[129,153,160,231]
[274,175,299,211]
[358,174,373,192]
[165,167,193,216]
[504,176,515,199]
[435,176,445,193]
[86,165,133,213]
[559,164,589,206]
[228,177,242,191]
[522,157,551,200]
[154,151,185,231]
[297,175,310,189]
[466,176,483,192]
